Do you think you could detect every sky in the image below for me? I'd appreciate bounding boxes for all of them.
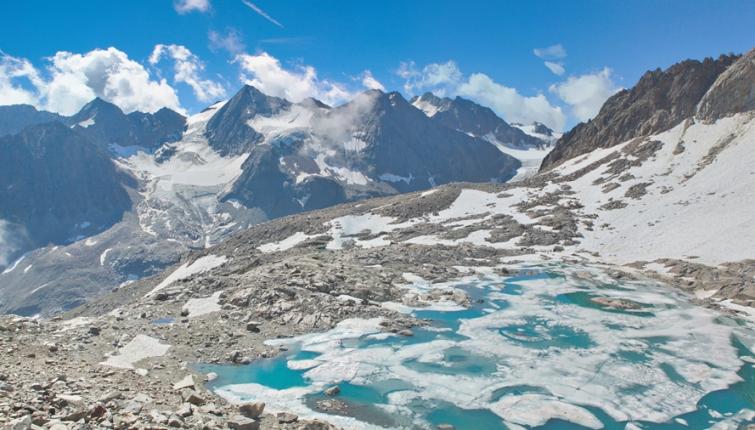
[0,0,752,131]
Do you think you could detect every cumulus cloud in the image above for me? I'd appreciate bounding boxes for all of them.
[150,44,226,102]
[0,48,192,115]
[544,61,565,76]
[397,60,565,131]
[235,52,380,106]
[43,48,182,115]
[209,29,246,54]
[174,0,211,14]
[549,67,621,122]
[533,44,567,60]
[458,74,565,131]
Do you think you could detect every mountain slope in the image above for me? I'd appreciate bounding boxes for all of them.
[0,122,133,264]
[541,53,740,170]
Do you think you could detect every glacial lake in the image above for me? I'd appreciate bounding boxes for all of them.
[197,266,755,429]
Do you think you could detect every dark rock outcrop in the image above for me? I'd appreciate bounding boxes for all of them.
[541,54,739,170]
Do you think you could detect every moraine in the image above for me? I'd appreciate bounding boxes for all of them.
[197,265,755,429]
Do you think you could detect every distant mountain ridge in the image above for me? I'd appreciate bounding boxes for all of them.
[410,92,549,149]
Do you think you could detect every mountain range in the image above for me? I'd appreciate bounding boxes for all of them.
[0,85,550,315]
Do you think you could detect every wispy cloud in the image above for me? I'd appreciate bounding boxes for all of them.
[534,44,567,76]
[259,37,312,46]
[533,44,567,60]
[240,0,284,28]
[544,61,565,76]
[209,28,246,54]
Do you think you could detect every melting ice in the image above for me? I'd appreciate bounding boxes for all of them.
[198,265,755,429]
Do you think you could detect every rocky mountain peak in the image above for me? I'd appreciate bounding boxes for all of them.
[205,85,291,156]
[540,53,740,170]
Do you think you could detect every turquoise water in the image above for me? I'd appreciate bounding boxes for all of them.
[198,267,755,429]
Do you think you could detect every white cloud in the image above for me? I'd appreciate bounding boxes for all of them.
[150,44,226,102]
[209,29,246,54]
[458,73,565,131]
[0,53,42,106]
[534,44,567,60]
[549,67,621,122]
[0,48,187,115]
[43,48,182,115]
[399,60,462,95]
[174,0,211,14]
[360,70,385,91]
[235,52,357,106]
[397,60,565,131]
[544,61,565,76]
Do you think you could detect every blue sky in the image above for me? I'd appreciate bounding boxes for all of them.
[0,0,753,130]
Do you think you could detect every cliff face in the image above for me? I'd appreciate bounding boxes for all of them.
[541,54,739,170]
[696,48,755,121]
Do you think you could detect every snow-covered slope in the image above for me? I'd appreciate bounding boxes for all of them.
[115,101,265,248]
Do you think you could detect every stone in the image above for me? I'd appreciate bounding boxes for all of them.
[149,410,169,424]
[61,410,87,422]
[277,412,299,423]
[227,415,260,430]
[183,390,205,405]
[176,403,193,417]
[245,322,261,333]
[324,385,340,396]
[8,415,31,430]
[89,403,107,418]
[239,401,265,418]
[88,326,101,336]
[98,390,122,403]
[397,329,414,337]
[437,425,456,430]
[168,414,184,427]
[173,375,196,391]
[113,413,138,429]
[205,372,218,382]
